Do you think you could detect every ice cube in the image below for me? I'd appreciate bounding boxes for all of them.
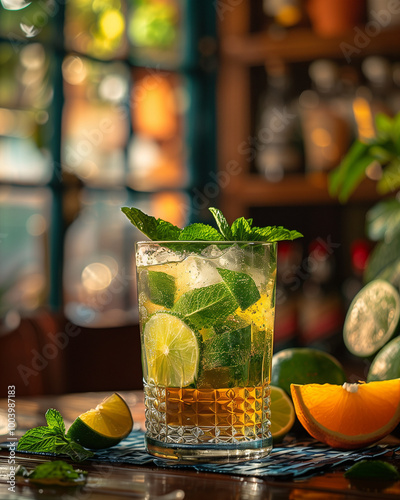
[175,255,222,298]
[201,244,224,258]
[215,243,244,272]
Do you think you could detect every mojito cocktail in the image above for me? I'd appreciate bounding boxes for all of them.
[136,240,276,462]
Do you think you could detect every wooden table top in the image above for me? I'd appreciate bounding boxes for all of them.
[1,391,399,499]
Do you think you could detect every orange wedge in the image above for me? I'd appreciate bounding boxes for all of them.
[291,380,400,449]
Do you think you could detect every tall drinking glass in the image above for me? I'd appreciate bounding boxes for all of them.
[136,241,276,463]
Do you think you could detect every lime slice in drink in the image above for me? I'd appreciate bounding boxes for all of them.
[143,312,200,387]
[270,386,295,443]
[172,282,238,329]
[367,336,400,382]
[147,270,176,308]
[343,279,400,358]
[217,268,260,310]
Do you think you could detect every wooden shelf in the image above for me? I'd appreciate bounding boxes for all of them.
[224,173,382,207]
[221,26,400,64]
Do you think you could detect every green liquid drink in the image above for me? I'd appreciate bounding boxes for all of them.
[136,241,276,463]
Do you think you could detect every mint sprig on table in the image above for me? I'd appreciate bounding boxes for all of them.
[121,206,302,242]
[17,409,93,462]
[17,460,87,485]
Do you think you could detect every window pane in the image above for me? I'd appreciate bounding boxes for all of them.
[0,43,53,184]
[0,1,59,42]
[64,0,127,60]
[128,0,185,68]
[62,55,130,186]
[128,69,189,190]
[63,189,188,327]
[0,187,51,328]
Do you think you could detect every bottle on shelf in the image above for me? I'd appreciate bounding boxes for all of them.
[263,0,304,29]
[299,59,351,174]
[255,61,303,182]
[361,56,395,117]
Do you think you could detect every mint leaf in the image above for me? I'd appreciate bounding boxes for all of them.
[28,461,87,482]
[57,441,94,462]
[16,461,88,486]
[209,207,233,240]
[179,223,223,241]
[148,271,176,308]
[122,205,302,244]
[172,282,238,329]
[252,226,302,242]
[45,409,65,434]
[121,207,181,240]
[18,427,61,454]
[217,268,260,310]
[17,411,94,462]
[231,217,253,241]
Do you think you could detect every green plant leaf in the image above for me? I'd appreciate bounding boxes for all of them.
[377,158,400,194]
[329,140,370,198]
[364,232,400,283]
[179,223,223,241]
[209,207,232,240]
[375,113,393,137]
[366,198,400,241]
[393,113,400,154]
[338,155,376,203]
[369,145,394,163]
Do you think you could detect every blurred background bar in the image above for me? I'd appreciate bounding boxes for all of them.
[1,0,400,394]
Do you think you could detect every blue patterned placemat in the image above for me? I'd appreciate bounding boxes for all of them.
[92,431,400,479]
[4,431,400,480]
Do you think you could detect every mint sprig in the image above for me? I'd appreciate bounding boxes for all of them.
[122,206,302,242]
[17,409,93,462]
[16,460,87,485]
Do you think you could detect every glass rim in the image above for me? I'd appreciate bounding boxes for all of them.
[135,240,277,245]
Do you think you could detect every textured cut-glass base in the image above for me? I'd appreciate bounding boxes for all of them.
[144,381,272,463]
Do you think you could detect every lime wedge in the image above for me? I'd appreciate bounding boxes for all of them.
[270,386,295,443]
[172,282,238,329]
[143,312,200,387]
[343,279,400,357]
[67,393,133,450]
[147,270,176,309]
[217,268,260,310]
